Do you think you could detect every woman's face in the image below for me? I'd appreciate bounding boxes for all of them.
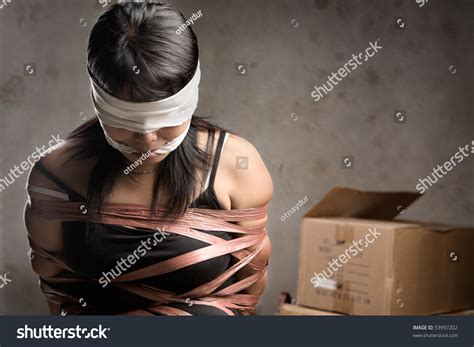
[102,119,190,164]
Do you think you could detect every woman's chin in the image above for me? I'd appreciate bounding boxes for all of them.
[123,151,168,163]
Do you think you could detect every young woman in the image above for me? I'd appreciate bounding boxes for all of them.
[24,2,272,315]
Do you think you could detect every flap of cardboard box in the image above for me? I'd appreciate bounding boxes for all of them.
[304,187,421,220]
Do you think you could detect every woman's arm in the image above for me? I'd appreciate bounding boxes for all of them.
[223,134,273,296]
[24,157,70,314]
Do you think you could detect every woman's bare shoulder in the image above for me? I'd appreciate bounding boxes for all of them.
[219,132,273,209]
[27,139,95,197]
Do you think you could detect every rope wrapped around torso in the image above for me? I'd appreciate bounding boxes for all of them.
[28,198,269,316]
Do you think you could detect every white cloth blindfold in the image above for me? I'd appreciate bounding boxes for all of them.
[89,60,201,133]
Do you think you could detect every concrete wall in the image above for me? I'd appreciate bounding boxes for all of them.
[0,0,472,315]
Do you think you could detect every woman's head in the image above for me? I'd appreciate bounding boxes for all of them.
[67,1,228,220]
[87,1,199,164]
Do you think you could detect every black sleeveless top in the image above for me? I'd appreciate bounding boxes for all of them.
[36,131,238,315]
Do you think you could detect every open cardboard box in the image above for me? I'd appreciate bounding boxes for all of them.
[296,187,474,315]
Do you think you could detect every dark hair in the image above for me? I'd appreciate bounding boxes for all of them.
[65,1,229,222]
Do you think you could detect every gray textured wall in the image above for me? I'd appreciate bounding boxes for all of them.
[0,0,473,315]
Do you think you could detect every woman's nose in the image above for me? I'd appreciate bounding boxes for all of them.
[133,131,156,143]
[133,132,168,149]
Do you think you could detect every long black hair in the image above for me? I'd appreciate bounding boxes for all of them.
[65,1,229,222]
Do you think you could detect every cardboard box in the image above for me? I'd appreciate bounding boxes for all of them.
[278,303,345,316]
[297,187,474,315]
[278,304,474,316]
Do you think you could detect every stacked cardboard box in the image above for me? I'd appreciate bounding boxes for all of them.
[290,187,474,316]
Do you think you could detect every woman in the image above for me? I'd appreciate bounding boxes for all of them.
[24,2,272,315]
